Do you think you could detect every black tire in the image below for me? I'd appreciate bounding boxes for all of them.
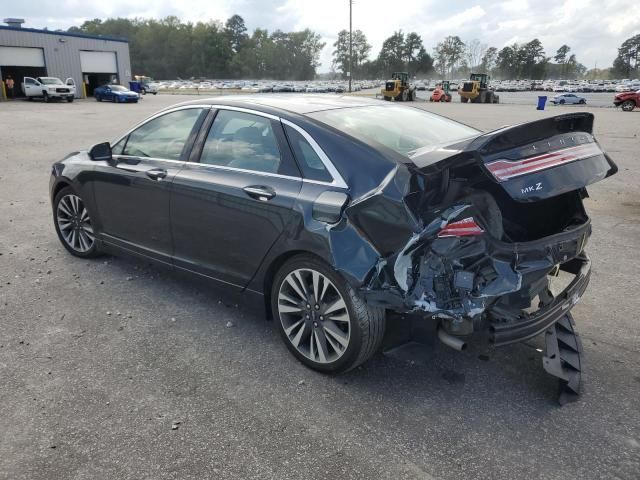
[409,89,416,101]
[153,92,158,95]
[461,96,468,103]
[43,92,49,103]
[383,96,391,101]
[272,254,386,373]
[579,99,586,104]
[621,100,635,112]
[53,186,100,258]
[140,89,146,95]
[96,95,101,102]
[67,97,74,103]
[559,99,565,104]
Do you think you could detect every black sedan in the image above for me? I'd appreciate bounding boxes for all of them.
[50,96,616,402]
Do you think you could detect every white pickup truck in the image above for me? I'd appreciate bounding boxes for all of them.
[22,76,76,102]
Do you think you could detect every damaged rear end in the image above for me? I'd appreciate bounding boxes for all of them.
[351,112,616,402]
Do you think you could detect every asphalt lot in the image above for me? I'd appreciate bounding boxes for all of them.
[1,95,639,480]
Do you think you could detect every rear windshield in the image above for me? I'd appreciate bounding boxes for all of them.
[110,85,127,91]
[308,105,479,157]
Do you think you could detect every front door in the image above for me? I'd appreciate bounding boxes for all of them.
[170,108,302,287]
[91,107,207,261]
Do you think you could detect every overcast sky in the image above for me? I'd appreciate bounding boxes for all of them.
[6,0,639,71]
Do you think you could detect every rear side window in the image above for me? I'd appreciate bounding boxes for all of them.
[123,108,204,160]
[200,109,282,174]
[284,125,332,183]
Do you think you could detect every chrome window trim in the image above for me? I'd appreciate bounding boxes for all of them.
[280,119,348,189]
[111,104,213,146]
[111,155,186,165]
[182,162,302,182]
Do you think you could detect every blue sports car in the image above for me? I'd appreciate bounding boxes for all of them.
[94,84,139,103]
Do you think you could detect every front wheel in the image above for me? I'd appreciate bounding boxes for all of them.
[53,187,100,258]
[43,92,49,103]
[272,255,386,373]
[67,97,74,103]
[621,100,635,112]
[579,99,586,104]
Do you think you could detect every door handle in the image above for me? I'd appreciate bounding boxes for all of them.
[145,168,167,181]
[242,185,275,201]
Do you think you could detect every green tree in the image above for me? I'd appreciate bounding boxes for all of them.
[332,29,371,78]
[480,46,498,74]
[612,34,640,78]
[224,14,248,53]
[434,36,466,78]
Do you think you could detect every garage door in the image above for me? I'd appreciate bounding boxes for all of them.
[0,46,45,67]
[80,51,117,73]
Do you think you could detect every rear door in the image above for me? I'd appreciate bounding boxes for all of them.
[91,106,208,261]
[170,107,302,287]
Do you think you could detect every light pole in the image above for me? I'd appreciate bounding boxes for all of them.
[348,0,353,93]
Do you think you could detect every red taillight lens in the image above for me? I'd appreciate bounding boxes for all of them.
[437,217,484,238]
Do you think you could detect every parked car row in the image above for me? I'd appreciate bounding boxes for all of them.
[153,79,381,93]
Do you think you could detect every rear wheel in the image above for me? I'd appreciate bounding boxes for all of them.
[621,100,635,112]
[383,96,391,101]
[461,96,468,103]
[579,99,586,104]
[53,187,99,258]
[272,255,386,373]
[559,99,565,104]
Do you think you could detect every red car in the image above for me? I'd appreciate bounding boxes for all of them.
[613,90,640,111]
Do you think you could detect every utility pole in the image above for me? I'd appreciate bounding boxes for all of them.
[348,0,353,93]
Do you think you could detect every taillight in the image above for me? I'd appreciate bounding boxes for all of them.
[485,142,603,182]
[437,217,484,237]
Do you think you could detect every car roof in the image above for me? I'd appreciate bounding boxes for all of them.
[172,94,383,116]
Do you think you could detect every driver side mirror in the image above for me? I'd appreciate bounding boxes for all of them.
[89,142,112,161]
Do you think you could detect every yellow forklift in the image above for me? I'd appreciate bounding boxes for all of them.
[458,73,499,103]
[382,72,417,101]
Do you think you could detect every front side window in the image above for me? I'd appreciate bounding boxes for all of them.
[200,110,282,174]
[123,108,204,160]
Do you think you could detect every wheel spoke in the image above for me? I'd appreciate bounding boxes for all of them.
[285,275,307,302]
[78,230,89,251]
[284,318,304,336]
[327,311,349,323]
[323,320,349,348]
[314,329,329,362]
[58,201,72,217]
[291,321,308,348]
[312,271,320,302]
[279,304,304,314]
[278,292,299,306]
[323,298,346,316]
[293,271,309,297]
[59,221,73,231]
[71,229,78,249]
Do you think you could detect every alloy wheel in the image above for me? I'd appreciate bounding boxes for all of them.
[56,194,95,253]
[278,268,351,364]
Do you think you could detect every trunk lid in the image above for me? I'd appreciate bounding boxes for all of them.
[410,113,617,203]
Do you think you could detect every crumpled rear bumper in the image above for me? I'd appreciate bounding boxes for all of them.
[489,254,590,346]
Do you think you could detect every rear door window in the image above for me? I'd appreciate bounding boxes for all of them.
[200,109,283,174]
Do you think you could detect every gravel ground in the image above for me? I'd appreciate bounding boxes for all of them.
[1,95,639,480]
